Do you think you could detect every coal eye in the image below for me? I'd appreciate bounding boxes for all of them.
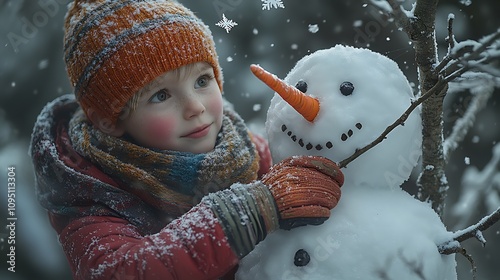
[295,80,308,93]
[294,249,310,267]
[340,81,354,96]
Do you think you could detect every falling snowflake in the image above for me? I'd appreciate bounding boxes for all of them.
[215,14,238,33]
[261,0,285,10]
[459,0,472,6]
[308,24,319,33]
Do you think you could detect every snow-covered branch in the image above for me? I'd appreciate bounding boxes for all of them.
[439,206,500,259]
[439,243,478,280]
[450,143,500,229]
[437,145,500,279]
[370,0,413,34]
[435,14,500,83]
[434,14,457,75]
[443,82,495,162]
[439,21,500,212]
[437,28,500,83]
[451,206,500,244]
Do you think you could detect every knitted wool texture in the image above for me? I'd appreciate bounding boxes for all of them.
[68,104,260,217]
[64,0,223,124]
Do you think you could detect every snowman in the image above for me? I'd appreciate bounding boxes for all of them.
[236,45,457,280]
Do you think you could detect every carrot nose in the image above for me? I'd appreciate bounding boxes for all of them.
[250,64,320,122]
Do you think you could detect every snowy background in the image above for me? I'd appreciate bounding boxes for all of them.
[0,0,499,279]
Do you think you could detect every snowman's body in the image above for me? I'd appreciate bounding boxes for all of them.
[236,45,457,280]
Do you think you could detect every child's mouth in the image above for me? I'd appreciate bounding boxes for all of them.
[183,124,211,138]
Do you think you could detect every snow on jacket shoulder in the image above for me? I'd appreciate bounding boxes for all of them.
[30,94,271,280]
[60,206,238,279]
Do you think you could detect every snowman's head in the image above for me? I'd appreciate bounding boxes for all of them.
[256,45,422,189]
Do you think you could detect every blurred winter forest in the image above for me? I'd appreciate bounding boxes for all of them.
[0,0,499,279]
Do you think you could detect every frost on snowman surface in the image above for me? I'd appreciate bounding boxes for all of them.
[261,0,285,10]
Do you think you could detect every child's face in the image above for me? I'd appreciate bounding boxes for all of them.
[118,62,223,153]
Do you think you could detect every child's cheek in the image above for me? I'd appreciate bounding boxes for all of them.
[145,117,176,140]
[208,95,223,118]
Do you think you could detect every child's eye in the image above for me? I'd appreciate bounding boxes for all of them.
[195,74,214,89]
[149,89,169,103]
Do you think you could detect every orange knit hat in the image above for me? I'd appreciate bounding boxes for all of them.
[64,0,223,125]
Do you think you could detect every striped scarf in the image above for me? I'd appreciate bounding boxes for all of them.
[69,106,260,218]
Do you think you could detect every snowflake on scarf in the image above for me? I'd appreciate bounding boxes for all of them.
[216,14,238,33]
[261,0,285,10]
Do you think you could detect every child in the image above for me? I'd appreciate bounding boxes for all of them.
[30,1,344,279]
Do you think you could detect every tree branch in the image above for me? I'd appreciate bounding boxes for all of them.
[453,207,500,243]
[447,14,456,50]
[439,245,477,280]
[409,0,450,217]
[438,29,500,80]
[443,85,494,162]
[437,208,500,280]
[439,207,500,254]
[450,143,500,229]
[434,14,456,74]
[373,0,412,30]
[339,78,447,168]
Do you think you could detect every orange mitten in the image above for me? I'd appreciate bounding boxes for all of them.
[261,155,344,230]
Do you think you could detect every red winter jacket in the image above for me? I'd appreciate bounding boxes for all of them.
[31,95,272,280]
[55,207,239,279]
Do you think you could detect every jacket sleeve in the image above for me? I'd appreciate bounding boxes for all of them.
[57,203,239,280]
[250,133,272,178]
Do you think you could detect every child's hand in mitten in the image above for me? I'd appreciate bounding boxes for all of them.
[203,155,343,257]
[261,155,344,230]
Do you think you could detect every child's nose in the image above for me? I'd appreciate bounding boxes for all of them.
[183,94,206,119]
